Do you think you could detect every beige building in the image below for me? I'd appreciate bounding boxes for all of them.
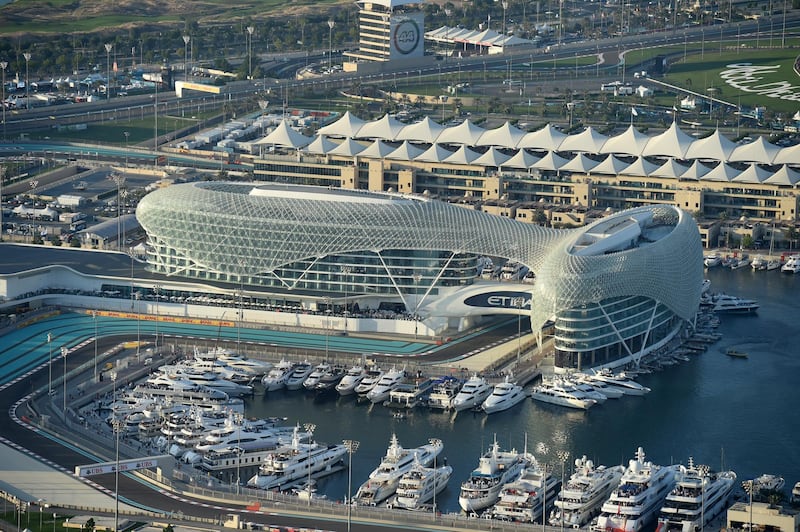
[727,501,800,532]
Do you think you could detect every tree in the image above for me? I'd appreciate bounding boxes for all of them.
[741,234,754,249]
[83,518,95,532]
[163,525,175,532]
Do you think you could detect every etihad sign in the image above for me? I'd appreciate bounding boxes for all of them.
[720,63,800,102]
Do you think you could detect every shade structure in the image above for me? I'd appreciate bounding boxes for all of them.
[437,119,487,145]
[729,136,781,164]
[317,111,366,138]
[732,163,772,184]
[396,116,446,144]
[328,138,367,157]
[443,145,481,164]
[684,130,738,162]
[560,153,601,174]
[415,143,455,163]
[557,126,610,154]
[651,159,690,179]
[253,120,312,148]
[386,140,425,161]
[773,143,800,165]
[701,162,741,182]
[600,125,651,156]
[476,121,527,148]
[764,164,800,186]
[532,151,570,171]
[472,147,512,167]
[680,160,712,180]
[355,114,406,141]
[517,124,568,151]
[501,149,541,169]
[620,156,660,176]
[304,135,338,154]
[358,139,396,158]
[590,154,632,175]
[642,122,695,159]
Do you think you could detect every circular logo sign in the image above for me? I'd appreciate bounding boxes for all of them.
[393,18,420,55]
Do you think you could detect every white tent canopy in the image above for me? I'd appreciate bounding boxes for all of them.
[621,156,660,176]
[253,120,312,148]
[558,126,609,154]
[358,139,396,158]
[732,163,772,184]
[476,121,527,148]
[415,143,455,163]
[591,154,631,175]
[684,130,738,162]
[532,151,570,171]
[316,111,366,138]
[774,143,800,166]
[517,124,568,151]
[600,125,651,156]
[472,147,512,167]
[560,153,601,174]
[680,160,712,180]
[765,164,800,186]
[303,135,338,154]
[642,122,695,159]
[386,141,425,161]
[437,119,487,145]
[502,149,541,169]
[356,114,406,141]
[701,162,741,182]
[651,159,689,179]
[729,136,781,164]
[397,116,446,144]
[443,145,481,164]
[328,138,367,157]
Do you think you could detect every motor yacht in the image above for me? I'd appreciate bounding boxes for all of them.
[781,255,800,274]
[550,456,625,528]
[285,361,314,390]
[709,294,760,314]
[657,458,736,532]
[451,374,492,412]
[557,377,608,403]
[530,380,597,410]
[570,374,624,399]
[594,447,682,532]
[458,438,529,513]
[354,367,384,397]
[746,473,785,501]
[354,434,443,505]
[384,377,436,409]
[392,457,453,510]
[703,253,722,268]
[481,376,527,414]
[751,255,767,270]
[262,359,295,392]
[302,362,332,391]
[312,364,346,393]
[590,369,651,396]
[335,365,367,396]
[365,367,405,404]
[792,481,800,504]
[500,261,523,280]
[491,456,561,523]
[426,376,462,410]
[729,256,751,270]
[246,426,347,490]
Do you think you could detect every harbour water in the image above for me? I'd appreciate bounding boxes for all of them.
[242,267,800,515]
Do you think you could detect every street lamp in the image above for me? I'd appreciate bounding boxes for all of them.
[92,310,98,381]
[341,266,352,334]
[323,296,331,358]
[183,35,191,81]
[104,43,113,100]
[502,1,509,35]
[303,423,316,506]
[61,346,68,412]
[235,412,244,494]
[0,60,7,140]
[328,20,336,72]
[412,273,422,339]
[109,173,125,249]
[46,333,53,395]
[153,284,161,350]
[431,438,442,517]
[23,52,31,111]
[515,296,524,365]
[557,450,570,532]
[444,9,452,61]
[110,395,121,532]
[537,442,550,532]
[123,131,130,168]
[343,439,360,532]
[246,26,255,79]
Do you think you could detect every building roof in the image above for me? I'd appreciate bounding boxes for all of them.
[396,116,446,143]
[436,119,486,145]
[254,120,312,148]
[642,121,695,159]
[355,114,406,141]
[600,125,651,156]
[558,126,609,154]
[729,136,781,164]
[317,111,367,138]
[517,124,568,151]
[477,121,526,147]
[684,130,738,162]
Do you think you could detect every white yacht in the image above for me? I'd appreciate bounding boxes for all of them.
[215,353,273,377]
[302,362,332,390]
[729,256,751,270]
[355,435,443,505]
[365,367,405,404]
[500,261,523,280]
[335,365,367,395]
[751,255,767,270]
[657,458,737,532]
[709,294,760,314]
[703,253,722,268]
[781,255,800,274]
[285,361,314,390]
[481,376,527,414]
[426,376,462,410]
[246,426,347,490]
[747,473,786,500]
[491,456,561,522]
[590,369,651,396]
[262,359,295,392]
[570,374,625,399]
[385,377,436,409]
[558,377,608,403]
[392,457,453,510]
[451,374,492,412]
[791,481,800,504]
[530,380,597,410]
[354,367,384,397]
[594,447,682,532]
[550,456,625,528]
[458,439,529,513]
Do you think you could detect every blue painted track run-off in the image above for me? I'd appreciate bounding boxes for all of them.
[0,311,440,386]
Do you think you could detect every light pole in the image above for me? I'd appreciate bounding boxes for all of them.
[110,173,125,249]
[413,273,422,339]
[23,52,31,111]
[502,1,509,35]
[324,296,331,358]
[516,296,524,365]
[537,442,550,532]
[431,438,441,517]
[343,439,360,532]
[235,412,243,494]
[328,20,336,72]
[247,26,255,79]
[135,292,141,360]
[0,60,7,140]
[61,346,68,412]
[444,9,452,61]
[557,450,570,532]
[46,333,52,395]
[92,310,98,381]
[123,131,129,168]
[183,35,191,81]
[110,392,121,532]
[153,284,161,350]
[303,423,316,506]
[341,266,351,334]
[104,43,113,100]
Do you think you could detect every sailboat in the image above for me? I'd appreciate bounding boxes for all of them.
[754,224,781,271]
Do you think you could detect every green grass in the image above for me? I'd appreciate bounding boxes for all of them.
[32,116,199,144]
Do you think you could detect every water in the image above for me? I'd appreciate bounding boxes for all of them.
[242,267,800,514]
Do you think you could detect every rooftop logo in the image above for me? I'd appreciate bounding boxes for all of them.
[464,291,532,310]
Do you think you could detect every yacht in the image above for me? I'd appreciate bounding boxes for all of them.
[530,380,597,410]
[292,480,327,502]
[384,377,436,409]
[746,473,785,500]
[246,426,347,490]
[590,369,651,396]
[451,374,492,412]
[558,377,608,403]
[392,457,453,510]
[751,255,767,270]
[765,258,781,271]
[262,359,295,392]
[500,261,523,280]
[335,365,367,396]
[594,447,682,532]
[491,456,561,523]
[458,439,529,513]
[570,374,625,399]
[709,294,760,314]
[481,376,527,414]
[657,458,737,532]
[302,362,332,390]
[781,255,800,274]
[354,367,384,397]
[365,367,405,404]
[480,261,497,280]
[285,361,314,390]
[550,456,625,528]
[312,364,346,393]
[426,376,462,410]
[703,253,722,268]
[729,256,751,270]
[791,481,800,504]
[354,435,443,505]
[215,353,273,377]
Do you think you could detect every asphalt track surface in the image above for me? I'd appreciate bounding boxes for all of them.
[0,312,525,531]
